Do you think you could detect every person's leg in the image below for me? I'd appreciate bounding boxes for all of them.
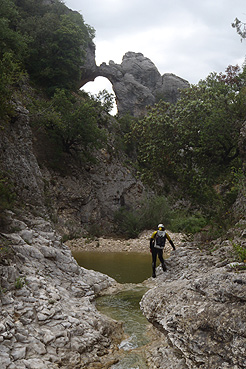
[158,249,167,271]
[152,249,157,277]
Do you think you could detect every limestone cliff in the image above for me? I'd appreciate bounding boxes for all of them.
[0,102,245,368]
[0,100,145,237]
[0,100,140,367]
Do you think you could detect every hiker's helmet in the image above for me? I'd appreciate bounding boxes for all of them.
[158,223,165,231]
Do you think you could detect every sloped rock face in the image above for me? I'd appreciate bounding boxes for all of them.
[99,52,189,117]
[233,120,246,218]
[0,102,45,212]
[36,140,145,236]
[0,101,145,236]
[99,52,161,117]
[0,102,129,368]
[160,73,190,104]
[140,224,246,369]
[79,41,99,87]
[0,212,123,369]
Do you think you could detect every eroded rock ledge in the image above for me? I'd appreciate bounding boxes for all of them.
[140,222,246,369]
[0,211,123,369]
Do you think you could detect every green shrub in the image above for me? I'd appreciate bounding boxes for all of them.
[139,196,171,230]
[0,52,24,122]
[170,212,207,234]
[15,277,26,290]
[114,207,141,238]
[233,242,246,262]
[114,195,172,238]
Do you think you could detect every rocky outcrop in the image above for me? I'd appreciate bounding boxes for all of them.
[79,41,99,87]
[36,138,145,236]
[80,49,189,117]
[0,102,45,213]
[99,52,189,116]
[233,120,246,218]
[239,121,246,162]
[99,52,162,117]
[0,211,122,369]
[141,221,246,369]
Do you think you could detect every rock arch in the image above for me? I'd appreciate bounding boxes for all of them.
[80,44,189,117]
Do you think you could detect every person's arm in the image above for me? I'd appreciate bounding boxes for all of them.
[166,232,176,250]
[150,231,157,251]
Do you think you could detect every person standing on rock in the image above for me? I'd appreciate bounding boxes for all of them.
[150,224,176,278]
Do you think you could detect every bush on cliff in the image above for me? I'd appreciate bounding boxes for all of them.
[28,88,107,163]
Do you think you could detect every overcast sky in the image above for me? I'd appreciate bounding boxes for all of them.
[64,0,246,104]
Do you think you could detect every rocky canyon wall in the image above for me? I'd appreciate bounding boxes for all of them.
[0,100,145,237]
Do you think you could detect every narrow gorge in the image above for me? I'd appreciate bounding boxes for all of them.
[1,1,246,367]
[0,51,245,369]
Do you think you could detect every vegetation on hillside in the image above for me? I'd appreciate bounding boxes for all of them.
[1,0,94,93]
[125,65,246,234]
[0,0,245,237]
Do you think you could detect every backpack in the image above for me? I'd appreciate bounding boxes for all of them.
[154,230,166,248]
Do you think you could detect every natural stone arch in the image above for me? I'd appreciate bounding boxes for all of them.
[80,44,190,117]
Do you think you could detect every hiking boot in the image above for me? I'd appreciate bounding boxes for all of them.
[152,272,156,278]
[162,262,167,272]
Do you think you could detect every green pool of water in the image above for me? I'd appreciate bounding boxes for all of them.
[72,251,153,283]
[72,251,160,368]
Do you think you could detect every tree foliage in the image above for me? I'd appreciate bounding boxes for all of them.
[92,89,115,114]
[30,89,106,159]
[130,66,246,210]
[232,17,246,41]
[0,0,26,122]
[0,0,95,94]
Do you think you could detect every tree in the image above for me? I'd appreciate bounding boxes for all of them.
[0,0,27,59]
[130,66,245,206]
[232,18,246,41]
[92,89,115,114]
[32,89,106,159]
[13,0,95,93]
[0,0,26,122]
[0,53,24,122]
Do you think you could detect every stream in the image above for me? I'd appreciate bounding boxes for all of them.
[72,251,157,368]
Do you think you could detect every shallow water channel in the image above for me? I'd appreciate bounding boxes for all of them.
[73,251,157,368]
